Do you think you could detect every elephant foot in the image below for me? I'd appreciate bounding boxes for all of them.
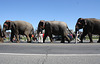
[97,41,100,43]
[43,41,45,43]
[16,41,20,43]
[50,40,53,43]
[68,40,70,43]
[50,42,53,43]
[10,40,13,43]
[27,41,31,43]
[61,41,65,43]
[61,42,65,43]
[79,41,83,43]
[89,41,93,43]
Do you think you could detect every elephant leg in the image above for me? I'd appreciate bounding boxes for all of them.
[63,32,70,43]
[29,34,32,43]
[10,33,14,42]
[61,35,65,43]
[66,35,70,43]
[80,33,87,43]
[15,34,19,43]
[26,35,31,43]
[97,35,100,43]
[43,34,47,43]
[49,35,53,43]
[64,34,71,43]
[25,31,31,43]
[88,32,93,43]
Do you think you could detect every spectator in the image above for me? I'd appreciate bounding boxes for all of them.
[38,32,43,43]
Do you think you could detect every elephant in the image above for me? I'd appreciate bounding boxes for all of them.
[0,25,4,42]
[38,20,73,43]
[75,18,100,43]
[3,20,34,43]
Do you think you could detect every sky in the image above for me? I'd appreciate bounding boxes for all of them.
[0,0,100,31]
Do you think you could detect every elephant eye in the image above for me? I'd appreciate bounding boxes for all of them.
[77,22,81,25]
[39,22,43,26]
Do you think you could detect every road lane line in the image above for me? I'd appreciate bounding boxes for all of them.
[48,54,100,56]
[0,53,100,56]
[0,53,46,56]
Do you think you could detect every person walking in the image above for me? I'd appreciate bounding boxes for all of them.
[38,29,43,43]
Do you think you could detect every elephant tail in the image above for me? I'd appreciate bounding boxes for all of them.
[67,27,72,34]
[29,28,34,37]
[67,27,75,38]
[32,28,34,35]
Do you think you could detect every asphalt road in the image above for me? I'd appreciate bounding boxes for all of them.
[0,40,100,64]
[0,42,100,54]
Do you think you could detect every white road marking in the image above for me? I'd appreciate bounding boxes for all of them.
[0,53,46,56]
[48,54,100,56]
[0,53,100,56]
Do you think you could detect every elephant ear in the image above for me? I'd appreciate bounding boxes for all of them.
[3,20,12,30]
[10,22,16,30]
[84,19,87,25]
[78,18,87,25]
[38,20,45,34]
[39,20,45,28]
[77,18,83,25]
[45,22,50,29]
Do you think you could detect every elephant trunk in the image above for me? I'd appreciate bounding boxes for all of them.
[1,31,5,37]
[75,28,79,34]
[67,27,75,38]
[37,27,41,37]
[2,28,6,38]
[75,25,79,34]
[37,27,40,35]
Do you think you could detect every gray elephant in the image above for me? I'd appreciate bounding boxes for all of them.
[38,20,72,43]
[0,25,4,42]
[3,20,34,43]
[75,18,100,43]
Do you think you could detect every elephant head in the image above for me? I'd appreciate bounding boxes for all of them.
[75,18,87,33]
[3,20,12,31]
[3,20,15,37]
[0,25,4,37]
[37,20,45,34]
